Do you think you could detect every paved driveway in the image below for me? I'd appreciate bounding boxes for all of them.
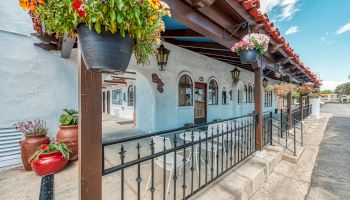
[307,104,350,200]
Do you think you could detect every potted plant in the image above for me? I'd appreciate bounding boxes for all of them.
[273,83,296,97]
[29,141,72,176]
[231,33,270,64]
[297,82,314,95]
[13,119,50,171]
[56,109,78,161]
[21,0,171,72]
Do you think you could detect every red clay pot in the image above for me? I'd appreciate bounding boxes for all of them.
[56,125,78,161]
[31,151,68,176]
[20,135,50,171]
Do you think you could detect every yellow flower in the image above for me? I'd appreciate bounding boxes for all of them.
[19,0,29,10]
[149,15,156,25]
[148,0,160,10]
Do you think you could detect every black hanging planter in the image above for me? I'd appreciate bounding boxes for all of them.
[239,49,258,64]
[77,24,134,73]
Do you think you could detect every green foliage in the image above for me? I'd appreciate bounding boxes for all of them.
[291,90,299,98]
[29,141,72,162]
[36,0,170,64]
[37,0,80,38]
[321,89,333,94]
[59,109,78,126]
[335,82,350,95]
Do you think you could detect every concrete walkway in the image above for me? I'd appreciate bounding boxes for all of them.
[307,104,350,200]
[251,113,332,200]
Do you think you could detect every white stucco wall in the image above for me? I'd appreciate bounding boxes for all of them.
[126,43,279,132]
[0,1,78,138]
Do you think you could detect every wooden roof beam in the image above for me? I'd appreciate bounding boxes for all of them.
[162,29,204,38]
[164,0,236,48]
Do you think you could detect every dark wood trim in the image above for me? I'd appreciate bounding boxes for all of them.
[253,61,263,151]
[162,29,204,38]
[78,56,102,200]
[287,92,292,127]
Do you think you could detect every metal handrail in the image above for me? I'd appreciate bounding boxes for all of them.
[103,113,256,145]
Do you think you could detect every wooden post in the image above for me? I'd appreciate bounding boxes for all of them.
[299,95,304,120]
[253,62,263,151]
[287,92,292,127]
[78,55,102,200]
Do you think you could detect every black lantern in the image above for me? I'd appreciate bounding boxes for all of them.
[156,44,170,71]
[263,78,268,88]
[231,68,240,82]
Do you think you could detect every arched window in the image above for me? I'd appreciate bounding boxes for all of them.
[208,79,218,105]
[244,84,248,103]
[178,74,193,106]
[248,85,253,103]
[127,85,134,106]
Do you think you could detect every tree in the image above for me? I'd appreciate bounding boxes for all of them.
[335,82,350,95]
[321,89,333,94]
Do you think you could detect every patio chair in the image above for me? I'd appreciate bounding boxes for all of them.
[145,136,190,199]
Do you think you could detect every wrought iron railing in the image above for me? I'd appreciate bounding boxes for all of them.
[292,108,302,123]
[263,112,272,146]
[302,105,312,118]
[102,114,257,200]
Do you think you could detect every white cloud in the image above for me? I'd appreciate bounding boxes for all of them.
[285,26,299,35]
[320,37,325,41]
[321,81,344,91]
[259,0,299,21]
[336,23,350,34]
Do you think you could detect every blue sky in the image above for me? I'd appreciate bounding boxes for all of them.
[260,0,350,90]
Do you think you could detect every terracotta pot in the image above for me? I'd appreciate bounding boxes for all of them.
[20,135,50,171]
[31,151,68,176]
[56,125,78,161]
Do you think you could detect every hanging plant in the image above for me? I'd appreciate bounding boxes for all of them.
[297,82,314,95]
[231,33,270,64]
[308,89,321,99]
[272,83,296,97]
[19,0,171,70]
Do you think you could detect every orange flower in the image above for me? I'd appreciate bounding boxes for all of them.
[19,0,29,10]
[148,0,160,10]
[28,2,36,11]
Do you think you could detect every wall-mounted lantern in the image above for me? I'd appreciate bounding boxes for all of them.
[231,68,240,82]
[263,78,268,88]
[156,44,170,71]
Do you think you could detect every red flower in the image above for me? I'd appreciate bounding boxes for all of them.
[40,144,48,150]
[72,0,86,17]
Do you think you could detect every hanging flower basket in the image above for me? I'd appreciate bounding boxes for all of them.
[297,82,314,95]
[272,83,296,97]
[77,25,134,72]
[231,33,270,64]
[239,49,259,64]
[308,89,321,99]
[19,0,171,72]
[274,88,290,97]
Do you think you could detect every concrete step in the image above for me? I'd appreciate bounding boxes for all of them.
[192,146,284,200]
[282,144,305,164]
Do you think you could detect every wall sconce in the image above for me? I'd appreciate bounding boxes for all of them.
[263,78,268,88]
[156,44,170,71]
[231,68,240,82]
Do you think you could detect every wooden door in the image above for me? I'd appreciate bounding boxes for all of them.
[194,83,207,124]
[107,91,110,114]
